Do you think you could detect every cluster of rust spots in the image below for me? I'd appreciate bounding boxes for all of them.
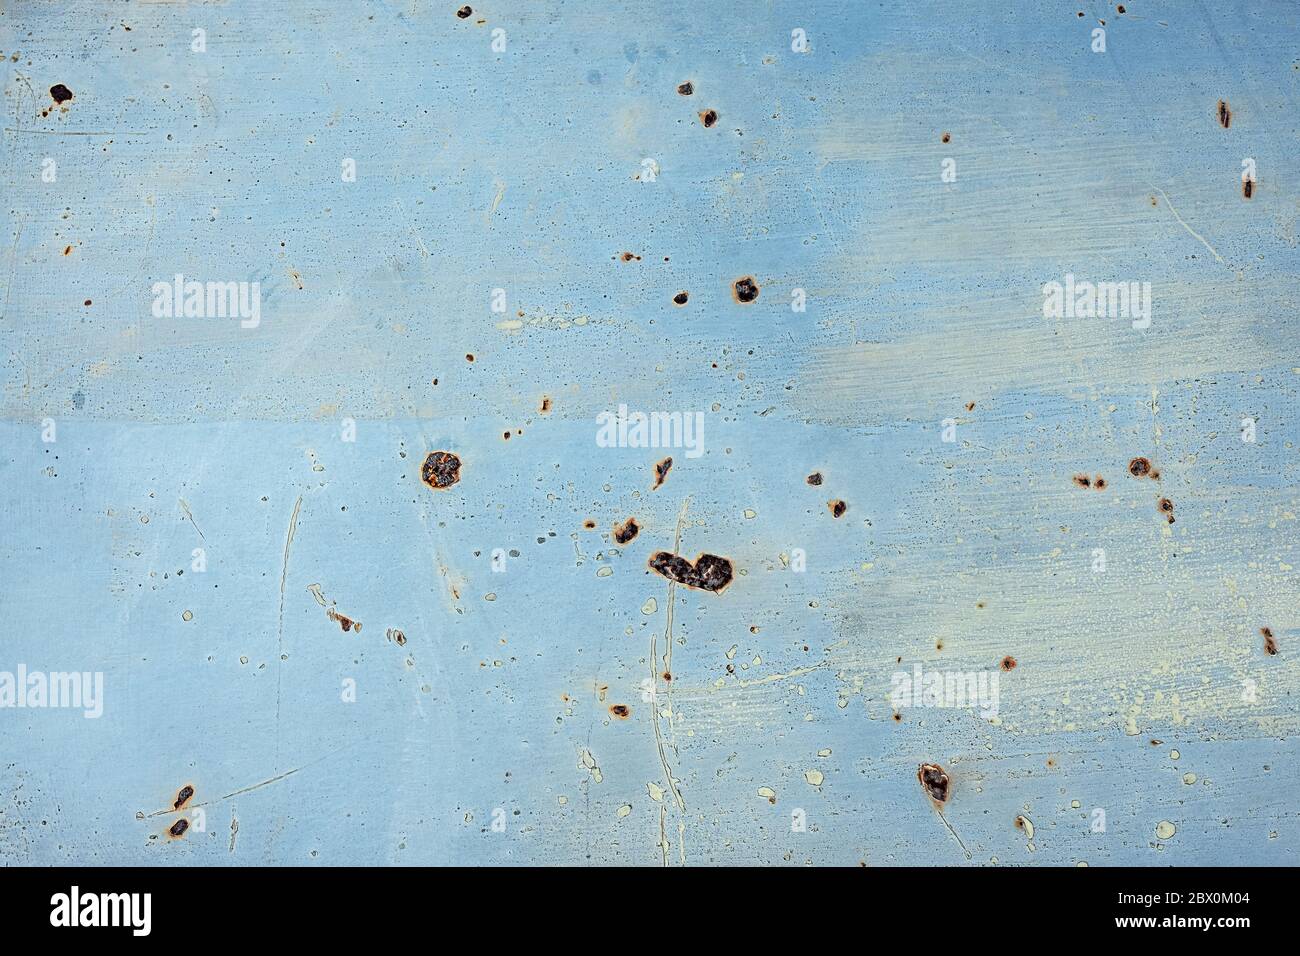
[1072,474,1106,490]
[652,456,673,489]
[421,450,462,490]
[1218,99,1231,129]
[1128,456,1160,480]
[672,291,689,306]
[647,551,734,593]
[619,251,642,262]
[1000,656,1017,671]
[828,499,847,518]
[456,5,473,18]
[1262,627,1278,656]
[327,607,361,633]
[608,704,631,719]
[613,517,640,545]
[173,784,195,811]
[731,275,759,303]
[806,471,823,486]
[699,108,718,128]
[676,81,693,96]
[917,763,950,804]
[1157,497,1175,524]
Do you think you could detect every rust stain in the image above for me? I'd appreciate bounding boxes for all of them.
[676,81,694,95]
[613,517,640,544]
[917,763,950,805]
[172,784,195,810]
[652,456,673,489]
[1000,656,1017,671]
[806,471,823,486]
[1262,627,1278,656]
[647,551,734,593]
[828,499,847,518]
[731,275,759,303]
[699,108,718,128]
[608,704,631,719]
[421,451,462,490]
[1217,99,1231,128]
[672,291,689,306]
[167,818,189,839]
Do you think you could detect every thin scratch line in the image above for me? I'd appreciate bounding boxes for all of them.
[178,498,206,543]
[1153,186,1226,266]
[276,495,304,762]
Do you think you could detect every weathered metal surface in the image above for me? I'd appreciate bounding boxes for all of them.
[1,1,1297,866]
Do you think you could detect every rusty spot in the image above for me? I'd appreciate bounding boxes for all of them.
[582,519,596,530]
[652,456,673,489]
[502,431,511,441]
[62,245,72,256]
[421,451,462,490]
[731,275,759,303]
[540,396,552,413]
[964,401,975,411]
[619,251,641,262]
[327,607,358,632]
[677,81,694,95]
[173,784,195,810]
[672,291,689,306]
[1158,497,1175,523]
[1218,99,1231,128]
[83,299,91,307]
[1262,627,1278,656]
[168,818,189,839]
[608,704,631,719]
[806,471,823,486]
[1094,476,1107,490]
[49,84,73,104]
[699,108,718,128]
[941,131,951,143]
[1243,177,1254,199]
[829,499,847,518]
[1072,474,1092,488]
[647,551,734,593]
[892,712,902,722]
[1000,656,1017,671]
[1117,3,1125,11]
[465,353,475,362]
[917,763,950,804]
[456,5,473,18]
[613,517,640,545]
[662,671,672,682]
[1128,456,1152,478]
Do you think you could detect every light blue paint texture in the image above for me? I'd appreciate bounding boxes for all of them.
[1,1,1297,865]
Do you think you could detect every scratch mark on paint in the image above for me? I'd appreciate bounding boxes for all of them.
[1152,186,1227,267]
[178,498,206,543]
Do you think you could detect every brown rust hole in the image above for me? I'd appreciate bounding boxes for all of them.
[731,275,759,303]
[652,456,673,489]
[327,608,358,632]
[172,784,195,811]
[582,519,596,530]
[1217,99,1231,128]
[1094,476,1107,490]
[619,251,641,262]
[672,291,689,306]
[806,471,823,486]
[613,517,640,545]
[1262,627,1278,656]
[677,81,694,96]
[168,818,189,839]
[917,763,950,804]
[1000,656,1017,671]
[892,712,902,722]
[421,450,462,490]
[699,108,718,128]
[539,396,552,413]
[456,5,473,18]
[465,353,475,362]
[941,131,951,143]
[608,704,631,719]
[1158,497,1175,523]
[1128,456,1152,478]
[1072,474,1092,488]
[1243,177,1254,199]
[647,551,734,593]
[828,499,847,518]
[50,84,73,104]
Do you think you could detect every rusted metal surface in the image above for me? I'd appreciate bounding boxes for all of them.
[1,2,1297,866]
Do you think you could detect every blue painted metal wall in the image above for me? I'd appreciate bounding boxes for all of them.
[1,0,1296,865]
